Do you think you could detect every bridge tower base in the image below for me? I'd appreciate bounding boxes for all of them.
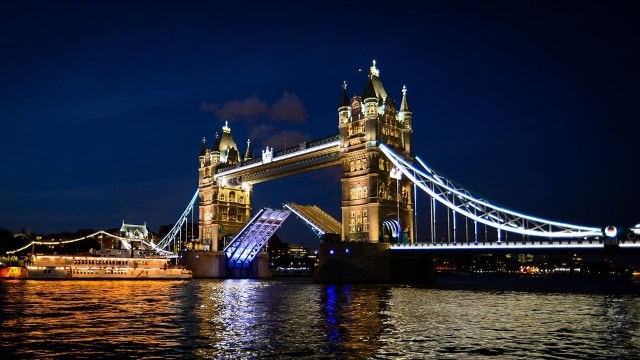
[313,243,389,284]
[314,243,436,284]
[182,251,226,278]
[182,251,272,279]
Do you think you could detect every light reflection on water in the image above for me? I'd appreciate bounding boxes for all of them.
[1,278,639,359]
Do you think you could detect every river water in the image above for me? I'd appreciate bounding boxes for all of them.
[1,278,639,359]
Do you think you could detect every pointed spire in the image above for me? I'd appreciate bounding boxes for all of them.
[400,85,411,112]
[369,59,380,78]
[340,80,350,107]
[244,139,252,160]
[222,120,231,134]
[200,136,207,156]
[213,131,221,151]
[362,59,387,100]
[362,77,377,99]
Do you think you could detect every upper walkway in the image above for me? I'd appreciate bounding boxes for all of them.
[214,135,340,184]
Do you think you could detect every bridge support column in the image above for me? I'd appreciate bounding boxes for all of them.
[314,243,436,284]
[182,251,227,278]
[314,243,391,283]
[182,251,272,279]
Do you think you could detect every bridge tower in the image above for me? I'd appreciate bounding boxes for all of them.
[339,60,414,244]
[197,121,253,252]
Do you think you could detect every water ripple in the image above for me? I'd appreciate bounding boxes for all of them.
[1,279,639,359]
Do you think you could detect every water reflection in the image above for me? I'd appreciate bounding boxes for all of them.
[0,280,196,359]
[1,279,639,359]
[321,284,389,358]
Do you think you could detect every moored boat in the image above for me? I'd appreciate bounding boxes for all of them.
[0,265,28,279]
[2,221,192,280]
[21,251,192,280]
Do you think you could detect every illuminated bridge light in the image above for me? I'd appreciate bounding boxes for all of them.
[224,208,291,269]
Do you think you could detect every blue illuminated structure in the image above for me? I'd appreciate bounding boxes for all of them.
[224,207,291,269]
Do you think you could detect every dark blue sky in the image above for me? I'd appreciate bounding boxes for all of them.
[1,1,638,249]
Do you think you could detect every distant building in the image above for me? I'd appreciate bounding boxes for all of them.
[119,221,150,239]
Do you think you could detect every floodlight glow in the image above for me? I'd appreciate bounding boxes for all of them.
[604,226,617,238]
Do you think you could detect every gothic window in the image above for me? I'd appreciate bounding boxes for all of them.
[379,158,384,170]
[350,161,355,172]
[362,158,368,169]
[351,211,356,218]
[220,193,226,201]
[238,195,244,203]
[229,191,236,202]
[356,160,362,171]
[349,218,356,233]
[363,216,369,231]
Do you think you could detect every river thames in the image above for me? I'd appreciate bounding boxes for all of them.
[1,278,639,359]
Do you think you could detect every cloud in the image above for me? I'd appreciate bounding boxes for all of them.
[261,130,311,150]
[248,124,276,141]
[246,125,311,150]
[270,92,307,123]
[202,92,308,124]
[214,95,271,121]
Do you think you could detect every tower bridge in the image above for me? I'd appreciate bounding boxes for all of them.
[8,61,638,282]
[182,60,639,282]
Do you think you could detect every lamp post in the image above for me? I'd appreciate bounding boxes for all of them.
[390,167,402,244]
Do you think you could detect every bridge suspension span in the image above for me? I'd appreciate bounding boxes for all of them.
[378,143,605,241]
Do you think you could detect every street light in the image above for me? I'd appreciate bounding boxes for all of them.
[390,167,402,243]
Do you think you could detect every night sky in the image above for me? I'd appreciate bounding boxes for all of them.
[1,1,638,249]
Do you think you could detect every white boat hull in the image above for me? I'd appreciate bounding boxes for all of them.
[23,254,192,280]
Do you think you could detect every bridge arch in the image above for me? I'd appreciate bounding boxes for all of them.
[382,219,400,240]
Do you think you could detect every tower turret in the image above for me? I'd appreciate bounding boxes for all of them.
[338,80,350,127]
[197,121,253,253]
[398,85,413,155]
[211,132,221,167]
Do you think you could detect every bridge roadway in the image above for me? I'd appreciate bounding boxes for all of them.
[214,134,340,184]
[390,238,640,252]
